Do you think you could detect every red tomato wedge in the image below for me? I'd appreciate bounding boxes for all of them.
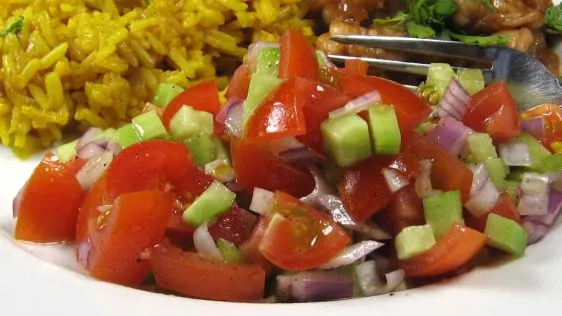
[375,185,425,236]
[165,211,195,249]
[239,216,272,270]
[150,243,266,302]
[226,65,251,100]
[209,204,258,246]
[338,154,419,222]
[245,78,315,140]
[15,153,85,242]
[105,140,213,202]
[466,193,522,232]
[403,133,473,202]
[258,191,351,271]
[338,75,431,133]
[76,175,108,246]
[65,156,87,175]
[88,191,174,286]
[230,138,314,198]
[522,103,562,150]
[279,28,319,81]
[343,59,368,77]
[297,82,351,153]
[399,223,487,277]
[462,82,520,142]
[162,80,220,129]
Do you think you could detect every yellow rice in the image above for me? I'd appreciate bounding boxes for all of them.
[0,0,314,158]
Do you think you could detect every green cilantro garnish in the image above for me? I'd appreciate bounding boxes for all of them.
[407,21,436,38]
[545,4,562,31]
[373,11,409,26]
[1,16,24,38]
[446,31,509,47]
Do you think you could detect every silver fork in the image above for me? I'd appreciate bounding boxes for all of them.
[328,34,562,111]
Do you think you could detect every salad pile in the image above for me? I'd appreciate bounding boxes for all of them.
[12,29,562,303]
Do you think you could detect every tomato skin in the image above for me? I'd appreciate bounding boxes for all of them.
[343,59,368,77]
[399,223,487,277]
[465,193,521,232]
[65,156,87,175]
[403,133,473,202]
[150,243,266,302]
[226,65,251,100]
[76,175,108,246]
[522,103,562,151]
[338,75,431,133]
[165,211,195,249]
[258,191,351,271]
[87,191,174,286]
[375,185,425,236]
[230,138,314,198]
[245,78,315,140]
[279,28,319,81]
[162,80,220,129]
[296,83,351,153]
[105,140,212,202]
[209,204,258,246]
[338,155,419,222]
[15,153,85,243]
[462,82,520,142]
[239,216,273,270]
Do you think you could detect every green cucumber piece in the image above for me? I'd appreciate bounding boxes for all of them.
[485,157,509,191]
[132,109,168,141]
[395,224,436,260]
[457,69,484,95]
[423,190,464,239]
[540,154,562,172]
[426,63,455,98]
[505,180,521,203]
[152,83,184,108]
[182,181,236,226]
[256,47,280,76]
[321,113,372,167]
[184,135,216,167]
[464,133,497,163]
[415,122,436,135]
[55,140,78,163]
[212,137,230,161]
[117,123,142,148]
[366,104,401,155]
[169,106,213,140]
[507,168,526,182]
[216,238,245,263]
[243,74,283,128]
[484,213,528,256]
[515,133,551,172]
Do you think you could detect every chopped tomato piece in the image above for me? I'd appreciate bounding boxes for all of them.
[375,185,425,236]
[230,138,314,198]
[226,65,251,100]
[209,204,258,246]
[15,153,85,242]
[399,223,487,277]
[522,103,562,151]
[338,75,431,133]
[165,211,195,249]
[297,82,351,153]
[338,155,419,222]
[65,156,87,175]
[76,175,108,246]
[87,191,174,286]
[245,78,315,140]
[105,140,213,203]
[343,59,368,77]
[465,193,521,232]
[403,133,473,202]
[150,242,266,302]
[162,80,220,129]
[462,82,520,142]
[239,216,274,271]
[258,191,350,270]
[279,28,319,81]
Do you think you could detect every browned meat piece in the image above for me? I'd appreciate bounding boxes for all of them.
[312,0,386,24]
[494,27,535,51]
[452,0,553,33]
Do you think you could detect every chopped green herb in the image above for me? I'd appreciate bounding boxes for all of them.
[447,31,509,47]
[407,21,436,38]
[373,11,409,25]
[545,4,562,32]
[143,0,150,5]
[1,16,24,37]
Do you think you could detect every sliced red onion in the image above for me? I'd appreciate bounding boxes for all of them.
[193,221,223,261]
[427,117,473,157]
[77,142,106,160]
[469,163,489,196]
[225,101,244,138]
[548,171,562,191]
[525,189,562,226]
[204,158,235,183]
[518,172,550,216]
[249,187,274,215]
[383,168,409,193]
[279,271,354,302]
[415,159,436,198]
[437,78,470,120]
[12,183,26,218]
[355,261,406,296]
[279,147,326,168]
[77,238,92,268]
[267,137,305,157]
[216,98,242,124]
[275,275,293,302]
[75,151,113,190]
[328,91,381,119]
[520,116,545,139]
[318,240,384,270]
[465,179,500,217]
[106,140,122,155]
[77,127,102,150]
[498,141,532,167]
[523,221,549,245]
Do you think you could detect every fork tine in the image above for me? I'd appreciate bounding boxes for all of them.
[328,54,494,82]
[330,35,499,62]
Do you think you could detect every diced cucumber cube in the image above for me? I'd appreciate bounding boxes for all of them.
[485,213,528,256]
[505,180,521,203]
[366,104,401,155]
[170,106,213,140]
[212,137,230,161]
[256,47,280,76]
[539,153,562,172]
[485,157,509,191]
[243,74,283,128]
[153,83,184,108]
[216,238,245,263]
[95,128,118,142]
[132,109,168,141]
[395,224,436,260]
[426,63,455,98]
[117,123,142,148]
[184,135,216,167]
[183,181,236,226]
[515,133,551,172]
[423,190,464,239]
[55,140,78,163]
[464,133,497,163]
[321,113,372,167]
[457,69,485,95]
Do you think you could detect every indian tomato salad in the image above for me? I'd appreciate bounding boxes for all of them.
[12,29,562,303]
